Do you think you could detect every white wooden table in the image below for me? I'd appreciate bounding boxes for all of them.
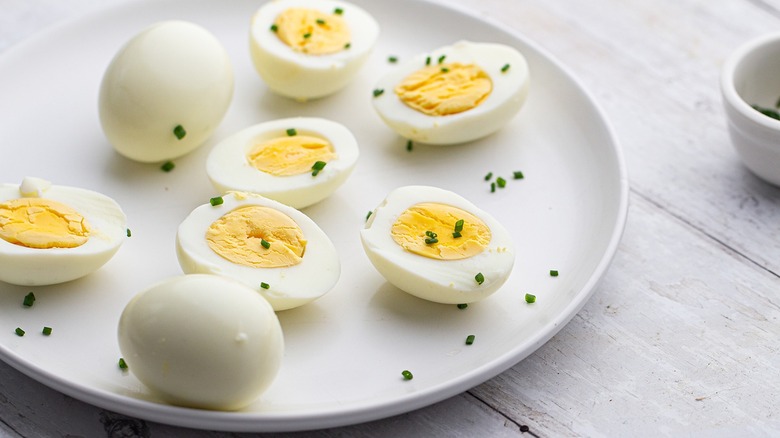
[2,0,780,436]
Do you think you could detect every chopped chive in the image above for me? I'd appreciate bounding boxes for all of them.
[373,88,385,97]
[42,326,52,336]
[550,270,559,277]
[270,24,278,32]
[260,282,270,289]
[424,237,439,244]
[513,171,524,179]
[401,370,413,380]
[209,196,224,206]
[452,231,462,238]
[261,239,271,249]
[303,32,312,39]
[490,182,496,193]
[316,18,326,25]
[484,171,493,181]
[344,42,351,49]
[22,292,35,307]
[497,177,507,188]
[118,358,128,370]
[161,160,175,172]
[406,140,413,152]
[475,272,485,285]
[311,160,327,176]
[440,67,450,73]
[366,210,373,221]
[465,335,475,345]
[501,63,510,73]
[126,228,132,237]
[334,7,344,14]
[388,56,398,63]
[457,303,468,310]
[286,128,297,136]
[425,230,437,238]
[454,219,464,233]
[425,56,431,65]
[173,124,186,140]
[14,327,24,337]
[525,293,537,304]
[438,54,446,64]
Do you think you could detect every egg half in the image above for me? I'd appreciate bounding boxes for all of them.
[361,185,514,304]
[176,191,340,311]
[207,117,359,209]
[372,41,530,145]
[99,20,234,162]
[249,0,379,100]
[0,177,127,286]
[117,274,284,410]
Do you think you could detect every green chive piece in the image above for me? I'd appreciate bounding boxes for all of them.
[303,32,312,39]
[388,56,398,63]
[525,293,537,304]
[366,210,373,221]
[401,370,413,380]
[425,56,431,66]
[496,177,507,188]
[513,171,524,179]
[550,270,559,277]
[454,219,464,233]
[23,292,35,307]
[490,182,496,193]
[452,231,462,238]
[334,7,344,14]
[501,63,510,73]
[344,42,351,49]
[209,196,224,206]
[42,326,52,336]
[126,228,132,237]
[457,303,468,310]
[316,18,326,25]
[373,88,385,97]
[286,128,297,136]
[425,230,437,238]
[311,160,327,176]
[438,54,446,64]
[14,327,24,337]
[270,24,278,32]
[484,172,493,181]
[465,335,475,345]
[173,124,186,140]
[118,358,128,370]
[161,160,175,172]
[260,282,270,290]
[261,239,271,249]
[406,140,413,152]
[425,237,439,244]
[441,67,450,73]
[475,272,485,285]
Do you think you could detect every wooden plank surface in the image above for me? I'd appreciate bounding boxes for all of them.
[1,0,780,436]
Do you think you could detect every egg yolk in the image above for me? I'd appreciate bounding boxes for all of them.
[273,8,350,55]
[0,198,90,249]
[206,206,307,268]
[391,202,490,260]
[247,134,337,176]
[395,63,492,116]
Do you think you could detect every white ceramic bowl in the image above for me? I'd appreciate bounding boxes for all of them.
[721,32,780,186]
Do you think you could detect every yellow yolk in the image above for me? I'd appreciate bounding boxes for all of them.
[0,198,90,249]
[206,206,307,268]
[391,202,491,260]
[247,135,337,176]
[273,8,350,55]
[395,63,492,116]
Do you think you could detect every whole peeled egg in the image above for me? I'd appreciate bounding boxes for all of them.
[0,177,127,286]
[117,274,284,410]
[372,41,530,145]
[361,185,515,304]
[249,0,379,100]
[99,21,234,162]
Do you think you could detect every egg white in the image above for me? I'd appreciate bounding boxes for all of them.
[361,185,515,304]
[206,117,359,209]
[372,41,530,145]
[0,177,127,286]
[176,191,340,311]
[249,0,379,100]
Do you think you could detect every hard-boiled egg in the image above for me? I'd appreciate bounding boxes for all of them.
[176,191,340,311]
[99,21,234,162]
[249,0,379,100]
[117,274,284,410]
[361,185,514,304]
[372,41,530,145]
[206,117,359,209]
[0,177,127,286]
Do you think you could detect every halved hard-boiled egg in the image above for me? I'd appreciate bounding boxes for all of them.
[99,21,234,162]
[372,41,530,145]
[206,117,359,209]
[0,177,127,286]
[249,0,379,100]
[176,191,340,311]
[361,185,514,304]
[118,274,284,410]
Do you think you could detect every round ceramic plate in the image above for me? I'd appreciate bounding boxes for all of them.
[0,0,628,432]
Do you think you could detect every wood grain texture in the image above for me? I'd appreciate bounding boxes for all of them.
[2,0,780,436]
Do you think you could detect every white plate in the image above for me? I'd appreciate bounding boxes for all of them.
[0,0,628,432]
